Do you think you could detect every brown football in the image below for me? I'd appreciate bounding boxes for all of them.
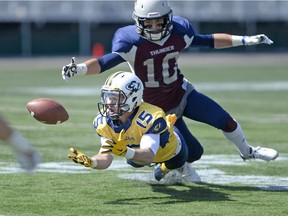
[26,98,69,124]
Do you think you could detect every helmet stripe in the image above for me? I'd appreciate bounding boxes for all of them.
[105,71,125,86]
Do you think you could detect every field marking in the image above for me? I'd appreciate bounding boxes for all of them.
[4,81,288,97]
[1,154,287,191]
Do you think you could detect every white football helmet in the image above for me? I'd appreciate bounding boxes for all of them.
[98,71,144,120]
[132,0,173,41]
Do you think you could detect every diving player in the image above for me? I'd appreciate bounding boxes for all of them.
[68,71,200,182]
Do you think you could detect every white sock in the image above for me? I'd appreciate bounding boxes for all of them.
[222,121,252,156]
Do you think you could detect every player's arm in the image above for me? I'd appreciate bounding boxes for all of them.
[69,135,114,170]
[213,33,273,49]
[61,53,125,81]
[129,134,160,166]
[129,116,166,166]
[191,33,273,49]
[101,133,160,166]
[68,147,113,169]
[130,148,156,166]
[91,153,114,169]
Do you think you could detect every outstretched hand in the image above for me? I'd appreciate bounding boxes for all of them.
[68,147,94,167]
[244,34,273,46]
[62,57,77,81]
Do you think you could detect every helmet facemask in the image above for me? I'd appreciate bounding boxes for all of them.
[132,0,173,41]
[98,89,130,120]
[98,71,144,121]
[133,11,173,41]
[139,13,172,41]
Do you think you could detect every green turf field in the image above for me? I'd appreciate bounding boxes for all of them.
[0,54,287,216]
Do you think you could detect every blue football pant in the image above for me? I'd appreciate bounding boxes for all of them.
[175,89,232,162]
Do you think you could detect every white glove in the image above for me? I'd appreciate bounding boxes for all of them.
[61,57,87,81]
[62,57,77,81]
[244,34,273,46]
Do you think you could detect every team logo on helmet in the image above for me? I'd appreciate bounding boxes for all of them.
[126,81,141,93]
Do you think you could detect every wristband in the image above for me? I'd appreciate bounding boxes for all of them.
[76,63,88,75]
[125,148,135,159]
[231,35,245,47]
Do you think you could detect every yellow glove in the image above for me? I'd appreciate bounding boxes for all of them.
[102,129,128,156]
[166,114,177,127]
[68,148,95,167]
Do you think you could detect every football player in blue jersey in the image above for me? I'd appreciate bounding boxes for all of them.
[63,0,278,164]
[68,71,201,182]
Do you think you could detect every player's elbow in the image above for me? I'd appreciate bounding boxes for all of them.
[141,152,155,165]
[133,150,155,166]
[142,159,154,166]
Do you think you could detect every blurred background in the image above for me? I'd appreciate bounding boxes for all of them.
[0,0,287,57]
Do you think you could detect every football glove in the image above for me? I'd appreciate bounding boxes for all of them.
[166,114,177,127]
[102,129,128,156]
[62,57,77,81]
[68,148,94,167]
[244,34,273,46]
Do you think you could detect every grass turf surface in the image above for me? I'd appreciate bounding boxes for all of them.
[0,54,287,216]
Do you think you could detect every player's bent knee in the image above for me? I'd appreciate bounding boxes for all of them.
[187,145,204,163]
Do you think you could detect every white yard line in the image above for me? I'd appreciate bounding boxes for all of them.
[1,154,287,190]
[4,81,288,97]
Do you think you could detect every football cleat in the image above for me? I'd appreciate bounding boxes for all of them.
[240,146,278,162]
[154,163,170,181]
[176,162,201,182]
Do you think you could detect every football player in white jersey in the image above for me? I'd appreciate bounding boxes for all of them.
[68,71,201,181]
[63,0,278,163]
[0,115,40,171]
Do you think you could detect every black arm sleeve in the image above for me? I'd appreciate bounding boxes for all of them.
[191,33,214,48]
